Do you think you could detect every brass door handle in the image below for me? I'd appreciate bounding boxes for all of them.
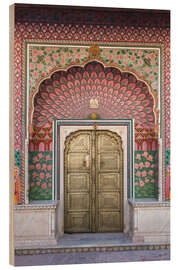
[83,160,87,167]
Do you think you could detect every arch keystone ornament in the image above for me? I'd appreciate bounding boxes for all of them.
[89,45,101,59]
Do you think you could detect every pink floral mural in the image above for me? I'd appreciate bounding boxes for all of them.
[135,151,158,198]
[28,151,52,200]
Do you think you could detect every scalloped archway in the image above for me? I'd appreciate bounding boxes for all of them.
[30,60,157,135]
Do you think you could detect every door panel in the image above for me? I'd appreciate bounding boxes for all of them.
[96,131,123,232]
[67,212,90,232]
[98,153,120,171]
[64,131,92,233]
[98,134,119,151]
[69,134,90,152]
[99,212,121,232]
[99,174,120,191]
[67,173,90,192]
[68,193,90,210]
[98,192,120,209]
[68,153,90,171]
[64,130,123,233]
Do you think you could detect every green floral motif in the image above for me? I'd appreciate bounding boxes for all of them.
[29,46,159,96]
[28,151,52,201]
[101,48,159,91]
[15,151,21,168]
[15,150,23,203]
[135,151,158,198]
[28,150,158,200]
[166,149,170,171]
[29,46,89,93]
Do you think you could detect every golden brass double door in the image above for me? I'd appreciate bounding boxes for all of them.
[64,130,123,233]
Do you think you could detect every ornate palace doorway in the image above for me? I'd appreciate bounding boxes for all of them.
[64,130,123,233]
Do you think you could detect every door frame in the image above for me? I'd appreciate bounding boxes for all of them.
[53,119,134,237]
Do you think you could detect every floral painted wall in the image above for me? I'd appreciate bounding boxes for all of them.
[135,151,158,198]
[28,151,52,200]
[13,5,170,203]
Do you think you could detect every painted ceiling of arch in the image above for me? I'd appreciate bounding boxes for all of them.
[33,61,155,129]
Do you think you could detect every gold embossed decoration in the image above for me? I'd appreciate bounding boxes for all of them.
[91,113,97,120]
[89,45,101,59]
[64,130,123,233]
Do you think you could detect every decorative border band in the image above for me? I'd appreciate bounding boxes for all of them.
[53,119,134,200]
[15,243,170,256]
[21,40,166,204]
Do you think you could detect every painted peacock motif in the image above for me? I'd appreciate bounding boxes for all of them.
[33,61,155,128]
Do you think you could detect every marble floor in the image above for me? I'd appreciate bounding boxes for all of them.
[15,232,170,255]
[15,233,170,266]
[15,248,170,266]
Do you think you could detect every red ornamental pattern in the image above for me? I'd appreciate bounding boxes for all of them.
[134,123,158,151]
[13,7,170,202]
[14,40,23,152]
[164,46,170,149]
[33,61,155,129]
[29,122,53,151]
[29,122,158,152]
[15,22,170,43]
[14,21,170,151]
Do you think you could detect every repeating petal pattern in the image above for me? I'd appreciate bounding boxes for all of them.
[33,61,155,128]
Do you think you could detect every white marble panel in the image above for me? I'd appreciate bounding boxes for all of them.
[138,208,170,233]
[14,202,57,247]
[128,200,170,243]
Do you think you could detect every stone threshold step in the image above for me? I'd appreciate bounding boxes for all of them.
[15,243,170,256]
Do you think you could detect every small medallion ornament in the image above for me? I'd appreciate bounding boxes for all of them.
[89,98,99,109]
[89,45,101,58]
